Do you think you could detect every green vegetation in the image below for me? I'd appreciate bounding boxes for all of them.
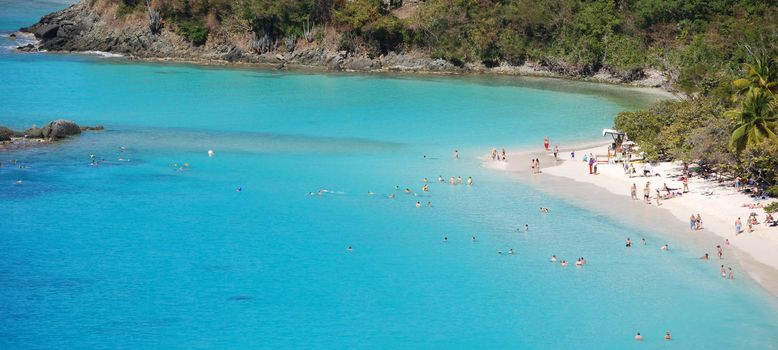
[615,50,778,194]
[110,1,776,90]
[176,19,209,45]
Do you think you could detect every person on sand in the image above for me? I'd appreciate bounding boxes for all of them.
[631,183,638,200]
[655,189,662,206]
[765,212,775,224]
[724,238,730,246]
[735,217,742,234]
[696,214,703,230]
[643,182,651,204]
[690,214,697,230]
[491,148,497,160]
[626,238,632,248]
[635,332,643,341]
[682,176,689,193]
[588,155,595,174]
[700,253,709,260]
[665,331,672,340]
[553,145,559,159]
[571,150,575,159]
[717,245,723,259]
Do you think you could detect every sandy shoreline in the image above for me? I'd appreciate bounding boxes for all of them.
[483,143,778,297]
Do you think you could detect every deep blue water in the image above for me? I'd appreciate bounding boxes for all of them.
[2,1,778,349]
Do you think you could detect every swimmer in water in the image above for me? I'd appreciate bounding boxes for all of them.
[508,249,514,255]
[467,176,473,186]
[404,188,412,194]
[664,331,671,340]
[236,187,242,192]
[635,332,643,341]
[498,251,503,255]
[449,177,456,185]
[208,149,215,157]
[728,267,734,280]
[661,244,668,251]
[626,238,632,247]
[575,259,582,266]
[641,238,646,245]
[427,201,432,207]
[550,255,557,262]
[15,180,23,185]
[388,193,396,199]
[525,224,529,232]
[699,253,709,260]
[423,177,428,183]
[422,184,429,192]
[347,246,353,251]
[443,236,448,242]
[395,185,400,190]
[720,265,726,278]
[471,236,476,242]
[367,191,375,195]
[560,260,568,267]
[438,175,444,182]
[416,201,421,208]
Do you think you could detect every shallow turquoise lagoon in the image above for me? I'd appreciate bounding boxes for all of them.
[2,1,778,349]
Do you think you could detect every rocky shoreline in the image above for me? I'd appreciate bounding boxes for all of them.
[14,1,671,90]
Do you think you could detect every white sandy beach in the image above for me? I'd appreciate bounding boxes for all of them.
[485,143,778,296]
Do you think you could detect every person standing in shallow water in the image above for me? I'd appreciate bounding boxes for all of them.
[454,149,459,159]
[544,136,550,150]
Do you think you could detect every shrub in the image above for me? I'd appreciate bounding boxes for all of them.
[177,19,209,46]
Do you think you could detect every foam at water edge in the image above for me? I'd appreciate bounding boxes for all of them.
[80,50,124,58]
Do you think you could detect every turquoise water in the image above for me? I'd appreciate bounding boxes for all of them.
[2,2,778,349]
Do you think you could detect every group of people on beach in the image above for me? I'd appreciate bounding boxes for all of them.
[490,148,507,161]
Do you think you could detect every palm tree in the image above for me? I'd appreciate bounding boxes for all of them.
[727,88,778,153]
[732,49,778,97]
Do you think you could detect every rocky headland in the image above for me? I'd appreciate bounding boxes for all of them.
[14,1,670,89]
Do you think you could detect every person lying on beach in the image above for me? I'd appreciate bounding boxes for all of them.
[741,202,763,209]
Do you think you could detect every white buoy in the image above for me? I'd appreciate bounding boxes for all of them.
[207,149,215,157]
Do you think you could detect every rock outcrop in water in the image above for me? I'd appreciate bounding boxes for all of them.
[0,120,103,150]
[16,1,669,88]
